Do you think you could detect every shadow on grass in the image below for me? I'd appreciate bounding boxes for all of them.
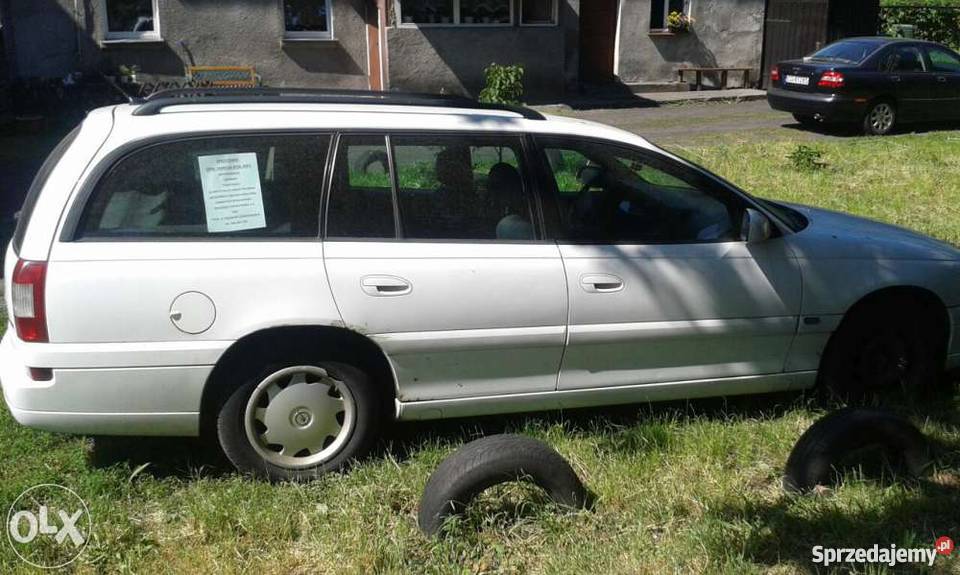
[88,436,233,480]
[701,475,959,574]
[782,118,960,139]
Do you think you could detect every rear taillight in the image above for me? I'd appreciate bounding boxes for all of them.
[12,259,48,343]
[770,66,780,82]
[818,71,845,89]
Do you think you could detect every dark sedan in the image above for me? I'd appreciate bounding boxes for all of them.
[767,37,960,135]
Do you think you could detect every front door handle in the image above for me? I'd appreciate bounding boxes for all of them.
[361,275,412,297]
[580,273,624,293]
[937,75,948,83]
[889,75,901,82]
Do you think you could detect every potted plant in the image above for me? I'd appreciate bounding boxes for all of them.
[666,11,692,33]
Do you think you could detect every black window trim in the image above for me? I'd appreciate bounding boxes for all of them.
[61,129,335,243]
[321,129,550,244]
[15,126,82,253]
[530,134,794,245]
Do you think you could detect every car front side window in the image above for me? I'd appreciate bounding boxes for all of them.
[539,138,745,244]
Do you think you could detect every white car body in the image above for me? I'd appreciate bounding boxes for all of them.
[2,98,959,439]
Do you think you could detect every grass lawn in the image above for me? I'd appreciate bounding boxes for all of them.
[1,130,959,574]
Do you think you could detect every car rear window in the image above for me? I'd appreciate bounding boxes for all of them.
[76,134,331,239]
[809,40,885,64]
[12,126,81,253]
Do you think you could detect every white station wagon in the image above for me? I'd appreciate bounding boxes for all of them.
[2,89,958,480]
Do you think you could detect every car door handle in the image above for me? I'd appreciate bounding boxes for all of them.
[937,76,948,83]
[580,274,624,293]
[889,75,901,82]
[360,275,412,297]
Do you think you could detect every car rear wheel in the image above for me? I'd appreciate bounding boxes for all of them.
[863,101,896,136]
[217,361,382,481]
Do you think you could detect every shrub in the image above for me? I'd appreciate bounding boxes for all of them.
[879,5,960,49]
[478,63,524,106]
[788,145,827,172]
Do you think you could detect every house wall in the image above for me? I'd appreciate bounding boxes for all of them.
[386,0,579,98]
[616,0,766,88]
[3,0,370,89]
[1,0,78,79]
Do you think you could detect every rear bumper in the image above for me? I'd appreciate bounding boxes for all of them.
[0,331,215,436]
[767,87,866,121]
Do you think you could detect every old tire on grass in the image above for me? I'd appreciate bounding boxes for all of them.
[418,434,588,536]
[783,408,930,493]
[217,361,383,482]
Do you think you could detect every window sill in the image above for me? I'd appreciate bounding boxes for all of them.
[397,22,514,28]
[282,36,337,44]
[100,37,164,46]
[648,30,678,37]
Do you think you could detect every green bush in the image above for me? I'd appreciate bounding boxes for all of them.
[478,63,524,106]
[879,5,960,49]
[787,145,827,172]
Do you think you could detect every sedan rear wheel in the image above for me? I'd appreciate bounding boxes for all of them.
[863,101,896,136]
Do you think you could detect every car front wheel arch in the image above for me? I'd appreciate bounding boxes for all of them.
[817,286,950,399]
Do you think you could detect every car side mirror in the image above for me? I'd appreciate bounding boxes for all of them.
[741,208,773,243]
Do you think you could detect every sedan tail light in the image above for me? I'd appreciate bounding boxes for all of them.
[11,259,48,343]
[818,71,845,89]
[770,66,780,82]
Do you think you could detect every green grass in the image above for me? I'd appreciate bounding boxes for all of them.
[2,132,960,573]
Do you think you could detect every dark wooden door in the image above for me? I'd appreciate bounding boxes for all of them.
[580,0,618,83]
[761,0,830,87]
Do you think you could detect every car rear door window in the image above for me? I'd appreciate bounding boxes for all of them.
[77,134,330,239]
[540,137,744,244]
[389,135,535,240]
[325,134,397,239]
[927,47,960,73]
[882,46,927,72]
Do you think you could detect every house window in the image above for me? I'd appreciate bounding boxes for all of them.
[520,0,556,26]
[102,0,160,40]
[284,0,334,39]
[396,0,514,26]
[650,0,685,30]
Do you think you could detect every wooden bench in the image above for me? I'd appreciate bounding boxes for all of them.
[186,66,258,88]
[677,67,751,91]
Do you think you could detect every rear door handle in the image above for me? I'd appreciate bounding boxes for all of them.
[889,75,901,82]
[361,275,412,297]
[937,76,948,83]
[580,273,624,293]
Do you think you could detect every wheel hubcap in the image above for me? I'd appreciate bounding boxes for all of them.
[244,366,356,469]
[870,104,894,132]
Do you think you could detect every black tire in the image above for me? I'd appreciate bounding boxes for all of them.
[818,297,944,402]
[418,434,588,536]
[784,408,930,493]
[216,360,383,482]
[792,113,818,127]
[863,100,897,135]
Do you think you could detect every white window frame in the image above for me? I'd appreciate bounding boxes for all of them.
[282,0,335,40]
[101,0,161,42]
[519,0,557,27]
[650,0,690,31]
[395,0,515,28]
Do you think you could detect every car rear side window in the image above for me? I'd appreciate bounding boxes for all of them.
[13,126,81,252]
[76,134,330,239]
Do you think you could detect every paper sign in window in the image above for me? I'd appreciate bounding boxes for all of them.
[197,152,266,233]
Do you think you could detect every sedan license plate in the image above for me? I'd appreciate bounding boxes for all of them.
[784,75,810,86]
